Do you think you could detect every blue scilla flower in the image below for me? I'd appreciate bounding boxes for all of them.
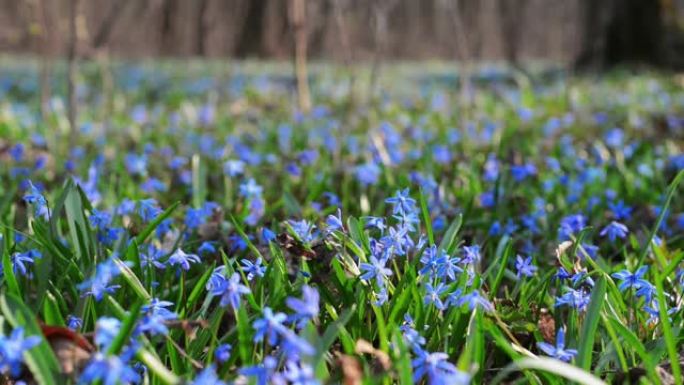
[67,315,83,331]
[241,258,266,281]
[94,317,121,351]
[79,351,140,385]
[138,199,162,222]
[325,208,344,233]
[167,249,201,271]
[206,269,250,310]
[412,348,470,385]
[558,214,587,240]
[363,216,386,233]
[483,153,500,182]
[537,327,577,362]
[10,250,36,276]
[289,220,316,244]
[253,307,288,345]
[239,178,263,199]
[0,327,41,378]
[386,189,417,217]
[555,288,590,312]
[191,365,226,385]
[419,245,443,279]
[224,159,246,177]
[424,282,448,310]
[124,153,148,176]
[355,162,381,186]
[138,299,177,336]
[284,361,320,385]
[515,255,537,278]
[198,241,217,255]
[643,300,677,325]
[608,200,633,221]
[461,244,481,265]
[239,356,279,385]
[214,344,232,364]
[140,245,166,269]
[381,226,411,256]
[89,209,112,230]
[286,285,320,329]
[600,221,629,242]
[612,266,650,292]
[453,290,494,312]
[360,254,393,287]
[116,199,136,216]
[78,258,122,301]
[23,180,47,210]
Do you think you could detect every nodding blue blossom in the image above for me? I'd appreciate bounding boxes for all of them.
[206,270,251,310]
[360,254,393,287]
[424,283,448,310]
[555,288,590,312]
[643,300,678,325]
[284,361,320,385]
[139,299,177,336]
[138,199,162,222]
[191,365,226,385]
[0,327,41,378]
[252,307,288,345]
[355,162,381,186]
[140,245,166,269]
[600,221,629,242]
[419,245,443,278]
[400,314,426,349]
[461,245,481,265]
[325,209,344,233]
[286,285,320,329]
[10,250,36,276]
[23,180,48,217]
[223,159,245,177]
[363,216,386,233]
[386,189,417,216]
[94,317,121,351]
[612,266,650,292]
[558,213,587,240]
[198,241,217,255]
[79,351,140,385]
[239,356,280,385]
[537,327,577,362]
[214,344,232,364]
[289,220,316,244]
[67,315,83,331]
[510,163,537,182]
[241,257,266,281]
[608,200,633,220]
[412,349,471,385]
[515,255,537,278]
[167,248,201,271]
[124,153,148,176]
[452,290,495,312]
[78,258,122,301]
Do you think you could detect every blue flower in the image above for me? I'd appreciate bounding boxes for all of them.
[355,162,381,186]
[612,266,650,292]
[600,221,629,242]
[239,178,263,199]
[241,258,266,281]
[461,245,481,265]
[537,327,577,362]
[198,241,217,255]
[0,328,41,377]
[289,220,316,244]
[325,209,344,232]
[67,315,83,331]
[360,254,393,287]
[191,365,226,385]
[139,299,177,336]
[223,159,245,177]
[555,288,590,311]
[78,258,122,301]
[239,356,279,385]
[453,290,494,312]
[412,349,470,385]
[363,216,386,233]
[167,249,201,271]
[10,251,36,276]
[286,285,320,329]
[79,352,140,385]
[385,189,417,217]
[284,361,320,385]
[206,270,251,310]
[253,307,288,345]
[138,199,162,222]
[214,344,232,363]
[515,255,537,278]
[124,153,148,176]
[608,200,633,220]
[424,283,448,310]
[558,214,587,240]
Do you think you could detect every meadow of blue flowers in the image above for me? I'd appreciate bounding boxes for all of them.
[0,63,683,385]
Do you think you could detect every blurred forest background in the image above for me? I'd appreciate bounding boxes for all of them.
[1,0,684,70]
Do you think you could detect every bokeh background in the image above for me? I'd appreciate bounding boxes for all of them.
[1,0,683,69]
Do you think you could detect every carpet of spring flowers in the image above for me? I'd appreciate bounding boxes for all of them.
[0,62,683,385]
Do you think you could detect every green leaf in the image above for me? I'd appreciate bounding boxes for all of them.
[113,258,152,301]
[491,357,606,385]
[2,249,20,296]
[0,292,62,385]
[42,292,65,326]
[577,277,606,371]
[108,300,144,355]
[419,188,434,245]
[438,213,463,254]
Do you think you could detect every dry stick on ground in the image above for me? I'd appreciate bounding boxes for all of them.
[290,0,312,114]
[66,0,80,148]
